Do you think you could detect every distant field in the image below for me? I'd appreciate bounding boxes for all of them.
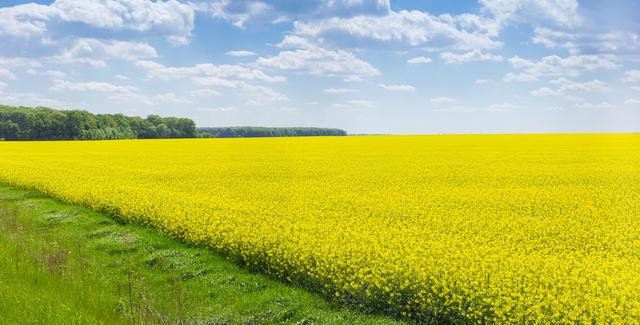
[0,134,638,322]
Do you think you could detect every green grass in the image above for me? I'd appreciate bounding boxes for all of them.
[0,184,400,324]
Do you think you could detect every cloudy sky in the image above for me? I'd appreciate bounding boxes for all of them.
[1,0,639,134]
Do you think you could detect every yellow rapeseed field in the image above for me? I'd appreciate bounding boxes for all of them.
[0,134,638,323]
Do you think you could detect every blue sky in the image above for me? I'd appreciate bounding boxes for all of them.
[1,0,639,134]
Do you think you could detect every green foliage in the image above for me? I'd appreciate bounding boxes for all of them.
[0,105,196,141]
[0,184,398,324]
[197,126,347,138]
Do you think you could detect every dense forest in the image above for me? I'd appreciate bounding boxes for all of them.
[0,105,348,141]
[0,105,196,140]
[197,127,347,138]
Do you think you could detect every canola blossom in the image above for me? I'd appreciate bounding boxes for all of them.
[0,134,638,323]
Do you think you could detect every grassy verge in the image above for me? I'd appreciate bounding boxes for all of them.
[0,184,399,324]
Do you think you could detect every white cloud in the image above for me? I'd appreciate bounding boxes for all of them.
[0,57,42,79]
[0,68,16,80]
[508,54,619,78]
[550,78,608,92]
[532,27,640,53]
[114,74,130,80]
[257,41,379,79]
[49,78,196,106]
[624,99,640,106]
[193,76,288,105]
[480,0,581,27]
[407,56,432,64]
[226,50,257,57]
[624,70,640,83]
[0,3,56,38]
[0,0,195,45]
[292,10,501,51]
[429,97,457,103]
[633,86,640,92]
[190,89,221,97]
[198,1,274,28]
[197,0,391,28]
[0,80,6,91]
[136,60,289,105]
[530,87,557,96]
[323,88,354,94]
[136,60,285,83]
[52,38,157,67]
[503,72,537,82]
[441,50,503,64]
[380,84,415,92]
[529,79,607,99]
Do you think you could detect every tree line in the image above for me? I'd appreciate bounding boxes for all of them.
[0,105,196,140]
[197,127,347,138]
[0,105,348,141]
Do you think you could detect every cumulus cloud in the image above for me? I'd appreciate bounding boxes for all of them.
[0,3,57,38]
[550,78,608,92]
[380,84,415,92]
[256,39,379,79]
[196,0,391,28]
[625,70,640,83]
[136,60,285,83]
[530,87,557,97]
[441,49,504,64]
[0,68,16,80]
[0,0,195,45]
[193,76,288,105]
[226,50,256,57]
[0,57,43,79]
[407,56,432,64]
[480,0,581,27]
[503,72,537,82]
[529,78,607,99]
[292,10,501,51]
[52,38,157,67]
[49,78,199,106]
[532,27,640,53]
[508,54,619,78]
